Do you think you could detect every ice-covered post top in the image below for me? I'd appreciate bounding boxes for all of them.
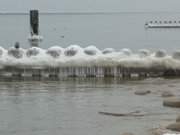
[28,10,43,47]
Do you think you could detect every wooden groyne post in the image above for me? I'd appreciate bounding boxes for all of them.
[30,10,39,35]
[28,10,43,47]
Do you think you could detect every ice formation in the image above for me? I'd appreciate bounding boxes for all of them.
[28,35,43,42]
[0,47,6,57]
[155,50,167,58]
[84,45,100,56]
[138,49,150,57]
[26,47,43,57]
[46,46,63,58]
[102,48,115,54]
[173,50,180,60]
[64,45,81,56]
[121,48,132,56]
[7,47,24,59]
[0,45,180,70]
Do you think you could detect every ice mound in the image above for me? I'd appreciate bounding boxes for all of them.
[121,48,132,56]
[155,50,167,58]
[22,47,49,68]
[0,47,6,57]
[46,46,63,58]
[64,45,82,56]
[7,47,24,59]
[84,45,100,55]
[102,48,115,54]
[26,47,42,57]
[173,50,180,59]
[138,49,150,57]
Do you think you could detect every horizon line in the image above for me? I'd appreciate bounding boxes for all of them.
[0,11,180,15]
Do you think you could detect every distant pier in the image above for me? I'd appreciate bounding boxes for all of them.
[145,20,180,28]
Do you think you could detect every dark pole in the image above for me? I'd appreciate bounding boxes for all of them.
[30,10,39,35]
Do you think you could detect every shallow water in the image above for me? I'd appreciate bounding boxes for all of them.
[0,78,179,135]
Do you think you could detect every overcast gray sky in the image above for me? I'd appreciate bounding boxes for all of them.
[0,0,180,12]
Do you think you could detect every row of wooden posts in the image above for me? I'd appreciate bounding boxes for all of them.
[0,66,179,79]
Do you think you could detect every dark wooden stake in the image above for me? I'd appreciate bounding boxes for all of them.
[30,10,39,35]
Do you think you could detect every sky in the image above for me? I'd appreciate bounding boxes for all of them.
[0,0,180,13]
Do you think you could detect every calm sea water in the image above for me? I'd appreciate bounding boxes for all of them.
[0,13,180,135]
[0,12,180,52]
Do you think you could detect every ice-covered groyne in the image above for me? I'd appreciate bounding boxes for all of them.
[1,45,180,78]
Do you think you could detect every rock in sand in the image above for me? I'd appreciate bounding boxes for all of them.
[163,97,180,108]
[166,122,180,132]
[176,115,180,122]
[134,90,151,95]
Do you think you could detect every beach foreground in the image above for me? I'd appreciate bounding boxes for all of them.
[0,77,179,135]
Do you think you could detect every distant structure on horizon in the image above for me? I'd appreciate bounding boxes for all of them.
[145,20,180,28]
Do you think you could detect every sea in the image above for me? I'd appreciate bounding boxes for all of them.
[1,12,180,51]
[0,12,180,135]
